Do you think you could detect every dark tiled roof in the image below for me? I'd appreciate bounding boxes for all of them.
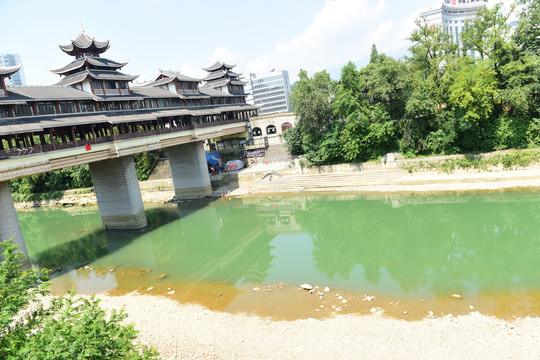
[199,88,233,97]
[3,86,98,102]
[59,31,110,55]
[144,70,202,87]
[160,70,202,83]
[143,76,174,87]
[0,104,254,135]
[0,65,21,76]
[203,70,226,81]
[51,57,127,75]
[201,78,230,89]
[202,61,236,72]
[54,70,139,87]
[130,87,180,98]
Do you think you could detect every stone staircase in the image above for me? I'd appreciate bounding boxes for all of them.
[250,169,402,193]
[263,144,290,159]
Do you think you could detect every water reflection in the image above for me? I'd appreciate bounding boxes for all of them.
[18,191,540,300]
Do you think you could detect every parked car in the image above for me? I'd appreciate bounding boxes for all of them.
[224,160,244,171]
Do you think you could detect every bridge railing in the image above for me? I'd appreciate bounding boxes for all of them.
[0,117,247,159]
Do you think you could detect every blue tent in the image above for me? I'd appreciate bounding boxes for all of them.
[206,152,220,166]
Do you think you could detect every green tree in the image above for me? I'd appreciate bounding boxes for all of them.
[513,0,540,55]
[369,44,379,63]
[0,239,158,360]
[289,69,336,160]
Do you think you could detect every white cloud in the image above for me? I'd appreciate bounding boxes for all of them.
[244,0,434,81]
[207,46,237,65]
[246,0,389,79]
[178,61,206,78]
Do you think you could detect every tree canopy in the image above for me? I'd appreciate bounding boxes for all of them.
[284,4,540,164]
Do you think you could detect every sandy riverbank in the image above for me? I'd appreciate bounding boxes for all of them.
[12,165,540,209]
[89,293,540,360]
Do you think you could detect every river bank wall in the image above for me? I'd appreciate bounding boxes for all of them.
[12,150,540,209]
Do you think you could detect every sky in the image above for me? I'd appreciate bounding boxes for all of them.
[0,0,438,86]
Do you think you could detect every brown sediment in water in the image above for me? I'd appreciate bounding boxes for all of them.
[51,266,540,322]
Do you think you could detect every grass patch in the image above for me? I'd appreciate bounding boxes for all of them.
[401,150,540,174]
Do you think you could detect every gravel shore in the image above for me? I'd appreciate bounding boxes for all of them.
[94,293,540,360]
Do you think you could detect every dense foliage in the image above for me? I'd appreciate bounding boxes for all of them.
[9,152,158,199]
[0,239,158,359]
[285,1,540,165]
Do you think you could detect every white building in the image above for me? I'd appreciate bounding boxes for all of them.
[420,0,526,57]
[245,70,292,116]
[0,54,26,86]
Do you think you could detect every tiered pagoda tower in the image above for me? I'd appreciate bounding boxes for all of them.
[51,29,138,95]
[201,61,246,95]
[0,65,21,97]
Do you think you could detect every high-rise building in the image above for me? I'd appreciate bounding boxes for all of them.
[0,54,26,86]
[420,0,526,57]
[245,70,292,116]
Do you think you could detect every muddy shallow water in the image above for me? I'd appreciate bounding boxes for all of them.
[19,190,540,320]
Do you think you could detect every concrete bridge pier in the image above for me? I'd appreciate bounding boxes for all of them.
[0,181,30,267]
[89,156,147,229]
[167,142,212,200]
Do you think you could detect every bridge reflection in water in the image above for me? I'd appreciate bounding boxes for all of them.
[18,191,540,310]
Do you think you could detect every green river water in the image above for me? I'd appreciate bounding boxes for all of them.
[17,190,540,318]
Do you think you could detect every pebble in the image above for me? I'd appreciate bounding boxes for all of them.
[324,287,330,292]
[338,296,343,300]
[342,299,348,304]
[470,305,474,309]
[403,311,408,314]
[167,290,175,295]
[309,289,314,294]
[300,283,314,291]
[428,311,434,317]
[451,294,463,300]
[147,287,154,291]
[253,287,260,292]
[157,274,168,279]
[109,269,115,272]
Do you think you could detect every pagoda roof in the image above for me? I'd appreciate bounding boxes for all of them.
[51,57,128,75]
[203,70,243,81]
[201,78,230,89]
[144,70,202,88]
[0,64,21,77]
[59,31,110,56]
[159,70,202,83]
[54,70,139,87]
[202,61,236,72]
[201,78,247,89]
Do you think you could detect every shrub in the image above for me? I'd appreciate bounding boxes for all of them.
[0,239,158,360]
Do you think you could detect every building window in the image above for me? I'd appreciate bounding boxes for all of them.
[252,127,262,137]
[60,102,76,113]
[0,106,9,118]
[14,104,33,117]
[79,102,95,112]
[266,125,277,135]
[281,122,292,132]
[37,102,56,115]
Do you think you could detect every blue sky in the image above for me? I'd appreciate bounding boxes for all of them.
[1,0,437,85]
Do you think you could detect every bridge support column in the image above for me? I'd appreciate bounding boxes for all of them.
[89,156,147,229]
[0,181,30,267]
[167,142,212,199]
